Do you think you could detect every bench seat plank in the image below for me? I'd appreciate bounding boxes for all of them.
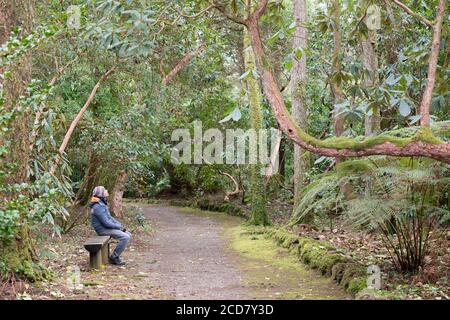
[83,236,111,269]
[83,236,110,253]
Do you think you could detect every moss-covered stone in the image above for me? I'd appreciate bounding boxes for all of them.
[229,225,349,299]
[331,262,348,283]
[266,228,368,296]
[347,277,367,295]
[316,254,349,276]
[340,264,366,290]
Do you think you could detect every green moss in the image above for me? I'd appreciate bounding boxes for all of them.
[0,252,51,282]
[266,227,370,296]
[0,222,52,282]
[347,277,367,295]
[281,235,299,249]
[288,112,447,151]
[271,229,299,249]
[172,198,246,218]
[336,159,376,177]
[228,225,349,299]
[243,28,270,227]
[316,254,349,276]
[340,264,366,289]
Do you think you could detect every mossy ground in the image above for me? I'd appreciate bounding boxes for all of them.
[226,225,350,299]
[269,228,369,295]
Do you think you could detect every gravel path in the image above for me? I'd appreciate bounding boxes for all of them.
[139,204,349,300]
[140,205,249,299]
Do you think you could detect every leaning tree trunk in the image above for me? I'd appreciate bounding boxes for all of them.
[50,66,116,175]
[292,0,309,208]
[78,150,102,205]
[109,170,128,218]
[243,26,269,226]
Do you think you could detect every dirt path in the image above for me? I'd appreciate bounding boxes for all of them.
[140,205,248,299]
[139,204,349,300]
[37,204,348,300]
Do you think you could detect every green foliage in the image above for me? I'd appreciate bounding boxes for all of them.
[291,155,450,274]
[1,0,449,287]
[0,208,20,244]
[0,25,59,70]
[344,157,450,273]
[290,173,342,226]
[127,205,151,232]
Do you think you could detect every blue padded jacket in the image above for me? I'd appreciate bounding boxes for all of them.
[89,197,123,234]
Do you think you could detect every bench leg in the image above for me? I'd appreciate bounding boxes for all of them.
[101,243,109,265]
[89,251,103,270]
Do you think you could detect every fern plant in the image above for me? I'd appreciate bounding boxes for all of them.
[289,172,343,226]
[291,156,450,274]
[344,157,449,273]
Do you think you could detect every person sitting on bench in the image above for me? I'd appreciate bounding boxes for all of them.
[89,186,131,266]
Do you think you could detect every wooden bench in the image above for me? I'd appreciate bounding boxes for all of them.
[83,236,111,270]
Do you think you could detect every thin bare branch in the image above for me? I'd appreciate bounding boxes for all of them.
[176,4,214,19]
[50,66,117,175]
[162,43,206,85]
[221,171,240,201]
[390,0,433,27]
[210,1,248,25]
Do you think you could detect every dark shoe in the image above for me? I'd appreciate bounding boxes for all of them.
[108,256,126,265]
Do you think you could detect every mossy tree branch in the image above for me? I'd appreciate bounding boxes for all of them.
[216,0,450,164]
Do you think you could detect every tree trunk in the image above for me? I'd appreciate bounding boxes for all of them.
[330,0,352,199]
[0,0,49,281]
[291,0,309,207]
[418,0,446,126]
[243,26,269,226]
[279,137,286,178]
[79,150,102,205]
[331,0,344,139]
[109,170,128,218]
[362,24,380,136]
[217,0,450,164]
[0,0,34,184]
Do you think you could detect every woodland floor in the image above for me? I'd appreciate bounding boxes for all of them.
[15,203,349,300]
